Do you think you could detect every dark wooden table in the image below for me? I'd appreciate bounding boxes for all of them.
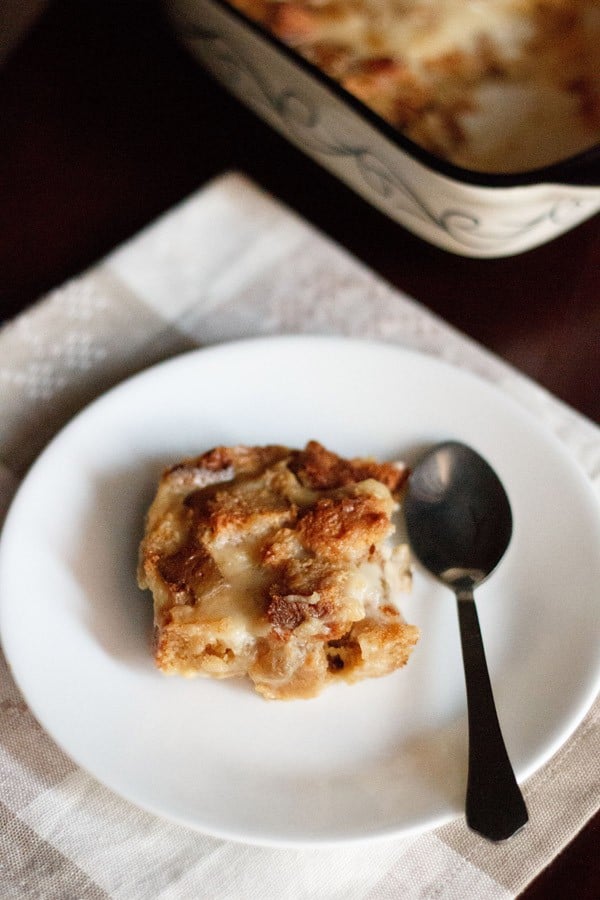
[1,2,598,895]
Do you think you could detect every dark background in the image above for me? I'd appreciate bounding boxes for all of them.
[1,1,598,895]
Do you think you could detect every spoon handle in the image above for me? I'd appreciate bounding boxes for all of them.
[456,589,529,841]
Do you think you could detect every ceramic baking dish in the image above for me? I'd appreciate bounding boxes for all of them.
[164,0,600,257]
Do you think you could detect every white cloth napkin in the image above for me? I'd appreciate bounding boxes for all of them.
[0,172,598,899]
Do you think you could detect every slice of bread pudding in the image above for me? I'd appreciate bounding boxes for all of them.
[138,441,418,699]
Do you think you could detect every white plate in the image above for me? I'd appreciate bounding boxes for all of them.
[1,336,600,847]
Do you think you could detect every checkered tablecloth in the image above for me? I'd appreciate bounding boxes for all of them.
[0,173,598,899]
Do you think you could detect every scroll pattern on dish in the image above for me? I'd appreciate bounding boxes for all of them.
[175,18,594,253]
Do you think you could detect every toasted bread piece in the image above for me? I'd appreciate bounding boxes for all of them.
[138,441,418,699]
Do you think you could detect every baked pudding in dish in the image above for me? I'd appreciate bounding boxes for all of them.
[138,440,418,699]
[225,0,600,173]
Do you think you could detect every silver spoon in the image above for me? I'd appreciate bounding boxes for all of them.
[404,440,528,841]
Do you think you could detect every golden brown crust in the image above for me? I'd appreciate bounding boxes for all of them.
[290,439,408,492]
[296,493,389,560]
[138,441,418,699]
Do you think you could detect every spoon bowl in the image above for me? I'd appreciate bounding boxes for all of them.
[404,441,528,841]
[405,440,513,590]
